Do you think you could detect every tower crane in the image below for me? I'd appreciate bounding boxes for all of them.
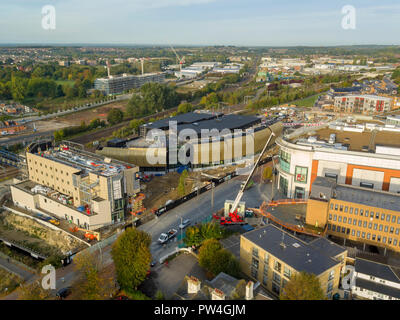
[170,45,185,70]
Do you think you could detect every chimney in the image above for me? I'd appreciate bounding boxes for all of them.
[187,276,201,294]
[245,281,254,300]
[211,288,225,300]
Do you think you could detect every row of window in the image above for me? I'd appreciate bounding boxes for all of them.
[328,214,400,235]
[29,159,69,176]
[330,203,400,224]
[328,224,400,246]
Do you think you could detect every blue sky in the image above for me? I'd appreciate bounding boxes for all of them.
[0,0,399,46]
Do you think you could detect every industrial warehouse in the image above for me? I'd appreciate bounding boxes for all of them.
[96,112,282,173]
[10,141,140,230]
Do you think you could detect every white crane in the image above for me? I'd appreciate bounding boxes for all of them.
[170,45,185,71]
[229,130,276,214]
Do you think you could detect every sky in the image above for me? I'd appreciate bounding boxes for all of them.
[0,0,399,46]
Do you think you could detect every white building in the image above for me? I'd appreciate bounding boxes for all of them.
[350,258,400,300]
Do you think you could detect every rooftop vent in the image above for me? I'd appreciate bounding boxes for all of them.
[292,243,300,248]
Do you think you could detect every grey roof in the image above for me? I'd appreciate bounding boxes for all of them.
[176,114,261,135]
[335,184,400,212]
[308,237,346,258]
[143,112,219,130]
[242,224,346,275]
[206,272,240,297]
[355,258,400,284]
[355,278,400,299]
[310,177,400,212]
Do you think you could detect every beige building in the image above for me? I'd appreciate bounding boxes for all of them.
[240,224,347,299]
[11,142,140,230]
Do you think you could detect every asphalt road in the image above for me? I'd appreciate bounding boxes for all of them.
[139,175,272,263]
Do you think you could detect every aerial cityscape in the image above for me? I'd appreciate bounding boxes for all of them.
[1,0,400,309]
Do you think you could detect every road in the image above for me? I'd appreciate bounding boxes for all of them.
[139,174,272,263]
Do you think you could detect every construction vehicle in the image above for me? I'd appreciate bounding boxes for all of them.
[213,212,245,225]
[227,124,279,216]
[70,226,100,241]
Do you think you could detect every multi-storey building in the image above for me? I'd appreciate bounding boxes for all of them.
[10,142,140,230]
[333,95,393,114]
[306,176,400,253]
[240,224,347,299]
[94,72,165,95]
[349,258,400,300]
[276,129,400,199]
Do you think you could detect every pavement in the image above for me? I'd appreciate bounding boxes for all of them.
[0,256,35,281]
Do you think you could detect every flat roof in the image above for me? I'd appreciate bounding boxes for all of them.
[242,224,346,275]
[143,112,220,130]
[355,278,400,299]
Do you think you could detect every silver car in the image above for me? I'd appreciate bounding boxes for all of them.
[179,219,191,229]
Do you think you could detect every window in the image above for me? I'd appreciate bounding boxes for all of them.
[264,254,269,265]
[357,231,361,237]
[379,225,383,231]
[251,267,258,278]
[360,209,364,216]
[385,226,388,233]
[340,205,343,212]
[372,235,376,241]
[394,239,398,246]
[374,224,378,230]
[252,247,259,258]
[368,223,372,229]
[327,281,333,293]
[280,150,291,173]
[342,227,346,233]
[325,172,338,181]
[392,216,396,223]
[370,211,374,219]
[332,225,336,232]
[295,166,308,183]
[273,272,281,284]
[272,282,280,295]
[396,229,400,235]
[363,221,367,228]
[350,207,353,214]
[329,214,332,220]
[252,258,259,269]
[328,270,335,281]
[360,182,374,189]
[381,213,385,221]
[355,208,358,215]
[335,204,338,211]
[376,212,380,219]
[353,219,357,226]
[383,237,387,244]
[274,261,282,273]
[367,233,371,240]
[333,215,337,221]
[358,220,362,227]
[263,274,268,286]
[338,216,342,223]
[387,215,391,222]
[348,218,352,224]
[284,266,291,278]
[365,210,369,218]
[390,227,394,234]
[279,176,289,197]
[330,203,334,210]
[343,217,347,223]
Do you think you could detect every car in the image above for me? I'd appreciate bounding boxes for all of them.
[150,260,157,267]
[179,219,191,229]
[56,287,72,299]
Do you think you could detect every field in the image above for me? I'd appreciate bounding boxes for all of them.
[55,80,75,87]
[0,268,21,297]
[293,93,320,108]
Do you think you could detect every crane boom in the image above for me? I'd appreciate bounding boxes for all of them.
[229,130,276,214]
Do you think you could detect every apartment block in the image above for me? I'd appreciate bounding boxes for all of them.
[94,72,165,94]
[240,224,347,299]
[307,177,400,253]
[11,142,140,230]
[334,95,393,114]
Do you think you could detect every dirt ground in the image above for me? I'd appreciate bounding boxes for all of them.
[142,164,245,212]
[0,269,21,297]
[53,100,129,126]
[0,210,83,256]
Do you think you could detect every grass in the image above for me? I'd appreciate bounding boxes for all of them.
[0,268,22,297]
[293,93,321,108]
[55,80,75,87]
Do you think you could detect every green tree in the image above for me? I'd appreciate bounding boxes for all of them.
[177,169,188,196]
[280,272,326,300]
[177,102,194,114]
[111,228,152,290]
[71,251,114,300]
[107,108,124,125]
[198,239,240,277]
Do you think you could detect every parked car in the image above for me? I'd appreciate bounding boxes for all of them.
[179,219,191,229]
[56,287,72,300]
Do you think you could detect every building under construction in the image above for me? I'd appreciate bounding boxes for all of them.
[10,141,140,230]
[94,72,166,95]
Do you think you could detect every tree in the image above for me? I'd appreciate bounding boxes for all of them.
[262,166,273,181]
[198,239,240,278]
[280,272,326,300]
[107,108,124,125]
[70,251,114,300]
[177,169,188,196]
[177,102,193,114]
[231,279,247,299]
[184,221,226,247]
[111,228,152,290]
[19,279,52,300]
